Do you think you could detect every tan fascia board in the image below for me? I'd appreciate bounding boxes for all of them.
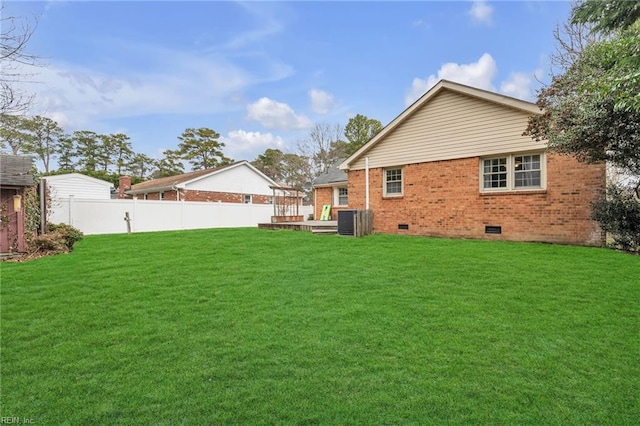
[340,79,543,170]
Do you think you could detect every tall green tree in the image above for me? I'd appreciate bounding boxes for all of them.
[252,148,285,182]
[0,113,30,155]
[151,149,185,178]
[281,152,312,190]
[176,127,232,171]
[56,135,76,171]
[72,130,102,172]
[128,153,155,180]
[100,133,133,175]
[526,0,640,251]
[570,1,640,113]
[22,115,63,172]
[344,114,383,156]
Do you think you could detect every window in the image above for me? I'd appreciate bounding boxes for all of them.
[335,187,348,206]
[159,191,164,200]
[268,196,274,205]
[384,168,403,196]
[481,153,544,192]
[244,194,252,204]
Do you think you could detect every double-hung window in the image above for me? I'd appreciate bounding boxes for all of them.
[481,153,544,192]
[244,194,252,204]
[384,167,403,197]
[336,187,348,206]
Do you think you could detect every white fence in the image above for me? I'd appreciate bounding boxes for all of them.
[49,197,313,235]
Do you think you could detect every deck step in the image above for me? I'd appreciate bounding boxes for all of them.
[311,228,338,234]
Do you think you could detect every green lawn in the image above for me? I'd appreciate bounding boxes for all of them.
[1,228,638,425]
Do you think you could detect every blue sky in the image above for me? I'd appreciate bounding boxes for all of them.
[8,1,572,170]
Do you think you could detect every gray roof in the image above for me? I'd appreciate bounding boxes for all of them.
[0,155,34,187]
[313,159,347,186]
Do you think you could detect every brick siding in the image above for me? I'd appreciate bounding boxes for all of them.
[138,190,272,204]
[347,153,605,246]
[314,186,350,220]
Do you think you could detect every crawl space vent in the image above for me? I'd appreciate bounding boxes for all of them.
[398,224,409,230]
[485,225,502,234]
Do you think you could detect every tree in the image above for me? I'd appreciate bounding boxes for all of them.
[176,127,232,170]
[570,1,640,113]
[526,0,640,251]
[100,133,133,175]
[1,5,38,114]
[281,152,312,190]
[0,113,30,154]
[572,0,640,34]
[151,149,185,178]
[297,122,344,176]
[56,135,76,171]
[71,130,102,172]
[344,114,383,156]
[22,115,63,173]
[128,153,155,180]
[252,148,285,182]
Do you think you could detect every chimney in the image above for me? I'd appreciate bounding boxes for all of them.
[118,176,132,199]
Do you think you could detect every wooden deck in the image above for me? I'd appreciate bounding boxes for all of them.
[258,220,338,234]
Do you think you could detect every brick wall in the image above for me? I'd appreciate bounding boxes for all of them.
[314,186,350,220]
[139,190,272,204]
[347,153,605,246]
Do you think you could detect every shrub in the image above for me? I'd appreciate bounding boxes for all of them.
[26,223,84,258]
[47,223,84,250]
[592,184,640,253]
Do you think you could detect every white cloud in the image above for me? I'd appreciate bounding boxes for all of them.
[246,97,313,130]
[405,53,498,106]
[18,41,293,130]
[221,130,286,161]
[469,1,494,26]
[500,70,541,101]
[309,89,335,115]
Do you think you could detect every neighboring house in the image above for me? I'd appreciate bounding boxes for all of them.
[42,173,114,201]
[125,160,279,204]
[312,160,348,220]
[0,155,34,253]
[338,80,606,246]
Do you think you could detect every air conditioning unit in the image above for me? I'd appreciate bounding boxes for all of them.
[337,209,357,236]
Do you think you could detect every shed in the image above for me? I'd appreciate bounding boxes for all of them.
[42,173,114,200]
[0,155,35,253]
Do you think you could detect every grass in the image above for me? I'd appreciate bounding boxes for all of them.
[1,228,638,425]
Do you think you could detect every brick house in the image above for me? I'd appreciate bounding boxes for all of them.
[124,160,279,204]
[335,80,606,246]
[312,160,348,220]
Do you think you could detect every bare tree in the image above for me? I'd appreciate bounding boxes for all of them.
[297,122,344,176]
[549,19,600,77]
[1,4,39,115]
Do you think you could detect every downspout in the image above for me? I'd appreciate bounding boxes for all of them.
[365,157,370,210]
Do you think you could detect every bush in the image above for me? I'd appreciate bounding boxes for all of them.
[47,223,84,250]
[592,184,640,253]
[26,223,84,258]
[30,234,68,253]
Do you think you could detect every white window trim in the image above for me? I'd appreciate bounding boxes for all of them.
[243,194,252,204]
[334,186,348,206]
[159,191,164,200]
[479,152,546,193]
[383,167,404,197]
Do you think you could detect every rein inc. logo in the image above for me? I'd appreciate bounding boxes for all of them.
[0,418,34,424]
